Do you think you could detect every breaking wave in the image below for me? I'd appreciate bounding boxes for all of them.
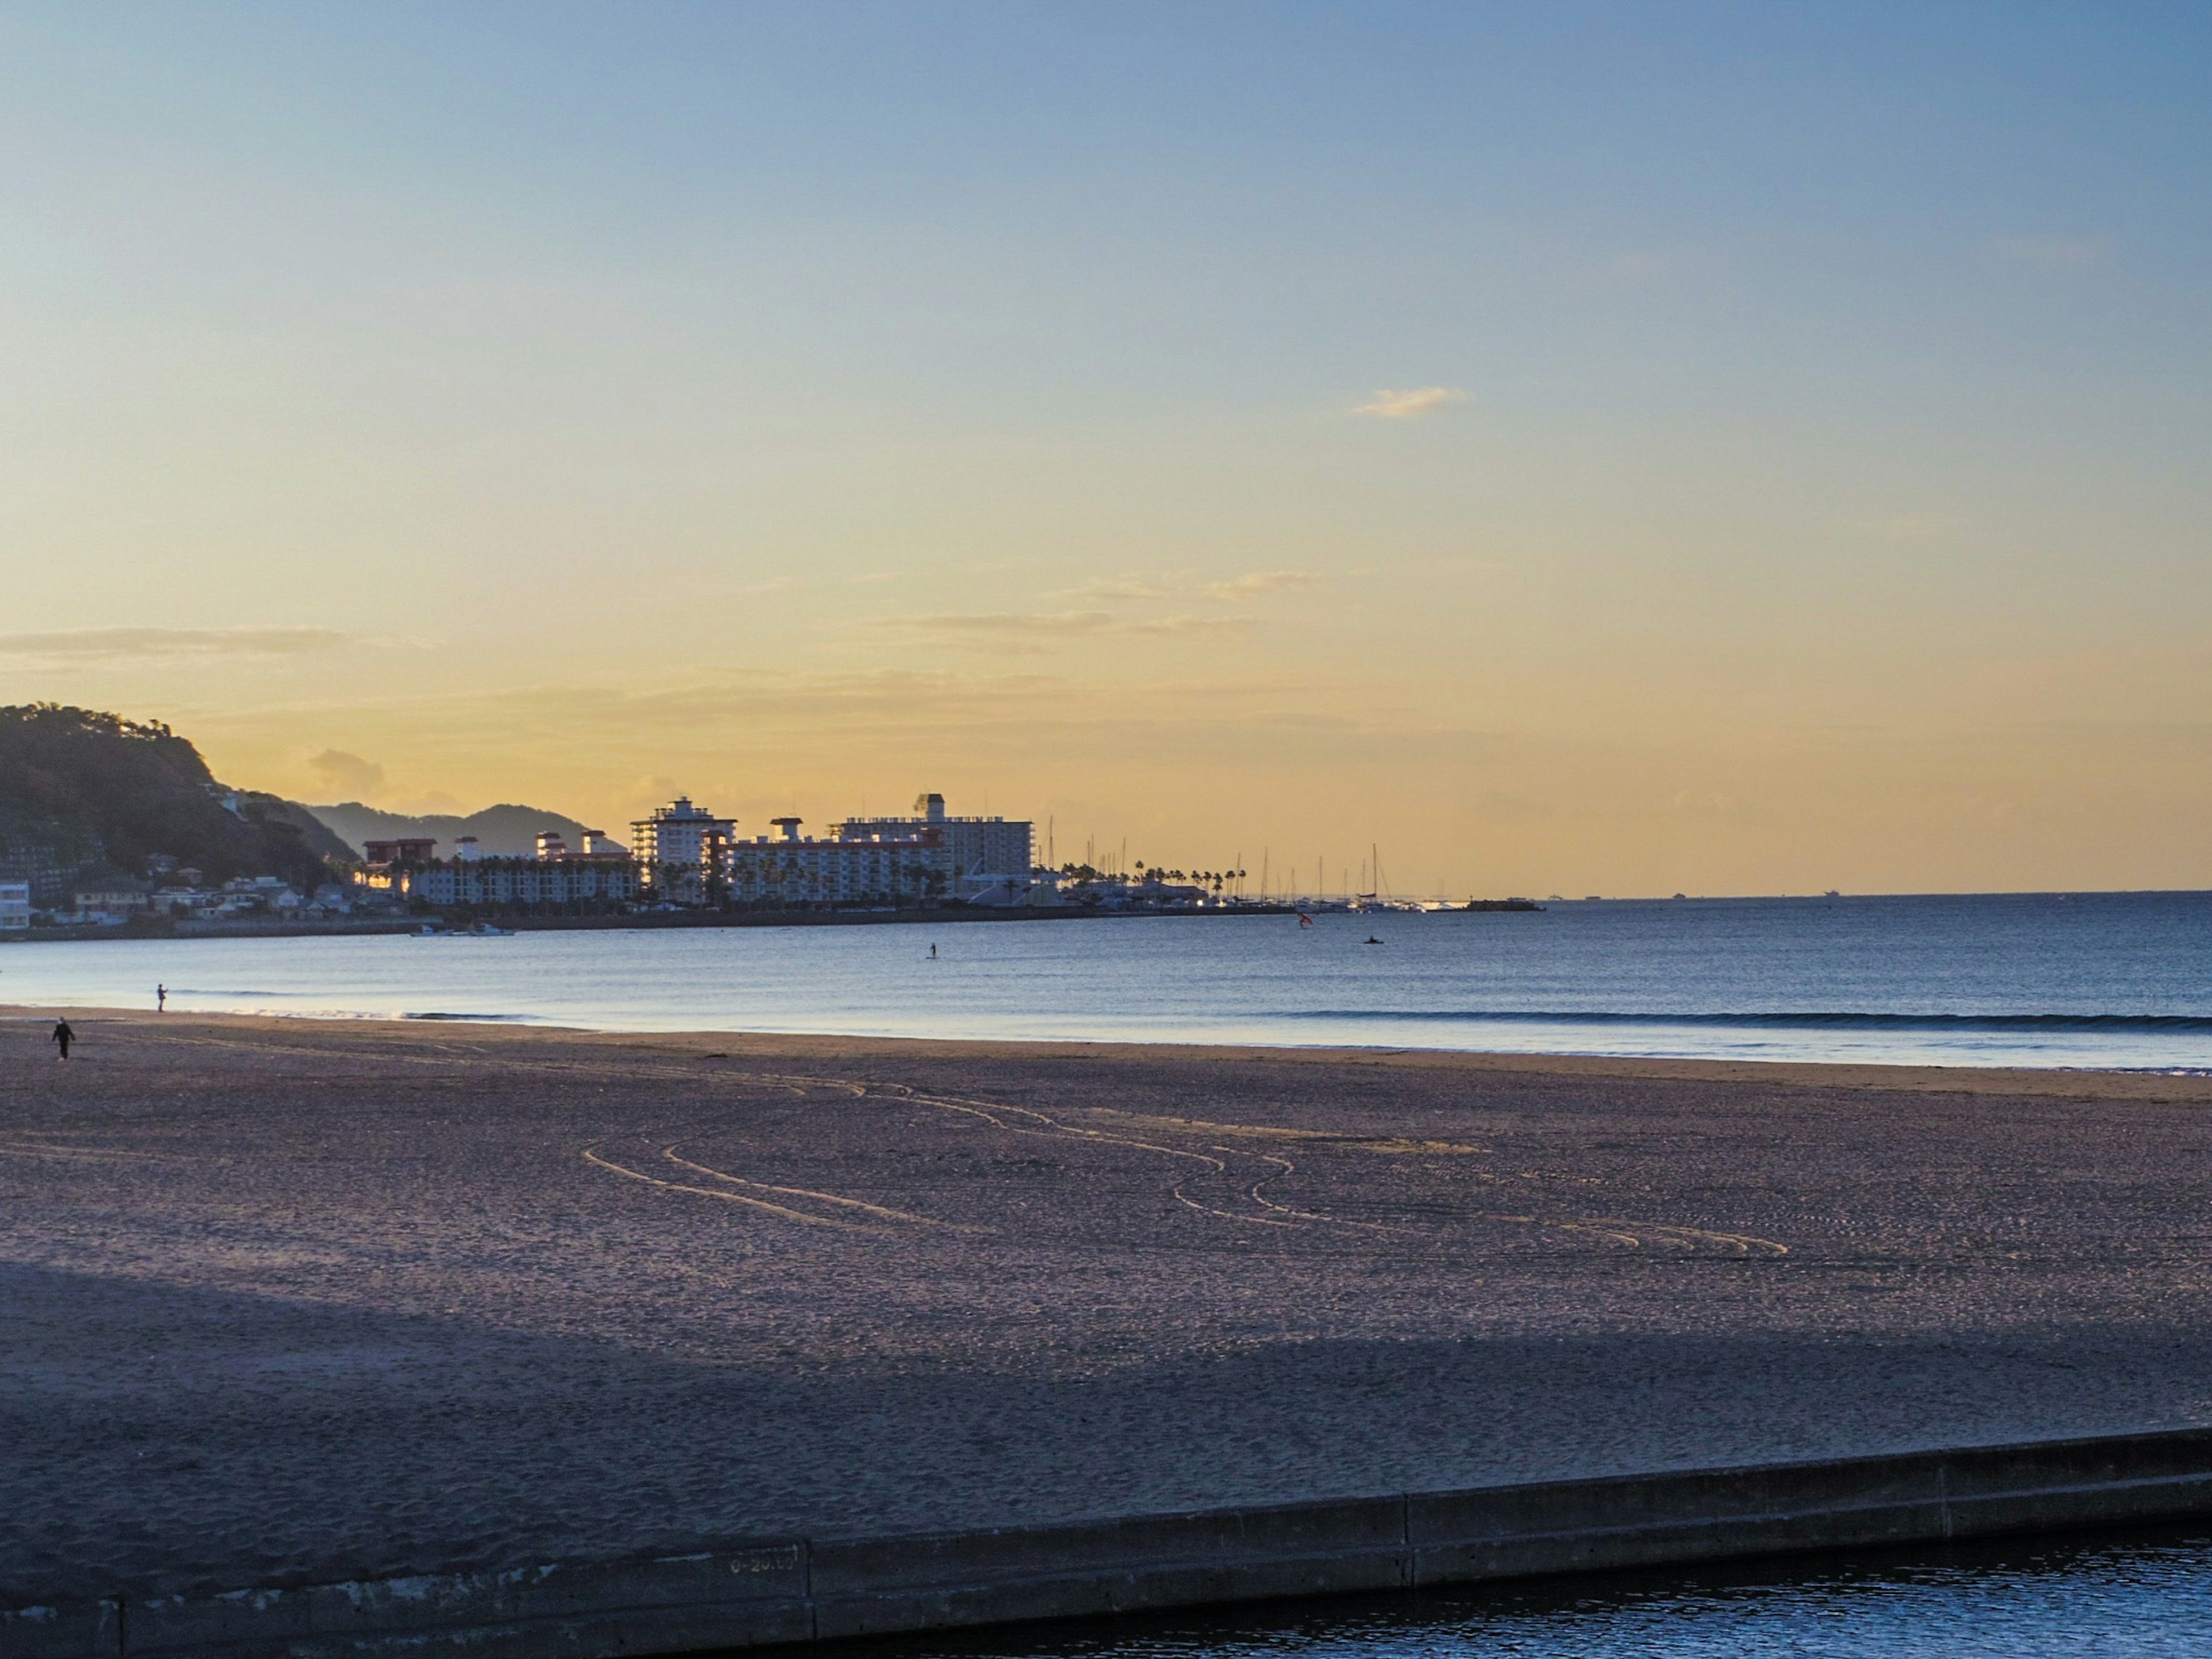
[1281,1010,2212,1033]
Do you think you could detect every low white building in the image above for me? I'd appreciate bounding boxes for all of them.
[410,860,638,907]
[723,817,948,907]
[838,793,1035,899]
[69,873,151,920]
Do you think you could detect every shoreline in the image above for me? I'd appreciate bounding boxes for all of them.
[0,904,1302,946]
[9,1006,2212,1100]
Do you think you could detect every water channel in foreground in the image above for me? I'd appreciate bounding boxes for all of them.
[864,1525,2212,1658]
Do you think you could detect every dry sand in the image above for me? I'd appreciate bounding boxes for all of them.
[6,1010,2212,1607]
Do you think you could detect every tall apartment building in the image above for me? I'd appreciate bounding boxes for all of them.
[837,793,1033,888]
[630,797,733,900]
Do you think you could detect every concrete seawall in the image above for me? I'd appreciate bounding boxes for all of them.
[12,1426,2212,1659]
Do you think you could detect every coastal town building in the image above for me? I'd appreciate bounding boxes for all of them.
[362,838,438,866]
[0,880,29,931]
[722,816,948,907]
[538,827,629,861]
[346,793,1041,916]
[630,798,732,903]
[838,793,1040,902]
[360,837,437,890]
[71,870,152,916]
[409,860,638,908]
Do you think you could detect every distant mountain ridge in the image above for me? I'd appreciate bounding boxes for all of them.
[306,802,597,860]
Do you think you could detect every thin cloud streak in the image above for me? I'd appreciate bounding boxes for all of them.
[1130,614,1255,634]
[863,611,1118,635]
[0,627,354,661]
[859,608,1261,647]
[1063,577,1175,601]
[1354,386,1468,418]
[1205,570,1318,601]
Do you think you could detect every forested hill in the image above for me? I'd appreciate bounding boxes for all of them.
[0,704,343,892]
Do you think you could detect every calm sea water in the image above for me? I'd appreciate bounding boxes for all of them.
[868,1527,2212,1659]
[5,891,2210,1069]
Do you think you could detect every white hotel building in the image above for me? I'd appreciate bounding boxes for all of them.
[722,817,946,906]
[628,791,1038,908]
[837,793,1035,896]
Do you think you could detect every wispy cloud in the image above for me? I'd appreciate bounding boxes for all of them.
[1129,613,1256,634]
[1063,577,1175,601]
[1354,386,1468,419]
[307,748,385,797]
[865,610,1118,636]
[1994,236,2107,268]
[1204,570,1319,601]
[857,607,1263,652]
[0,627,353,661]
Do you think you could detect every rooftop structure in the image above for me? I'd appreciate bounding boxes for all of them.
[362,838,438,866]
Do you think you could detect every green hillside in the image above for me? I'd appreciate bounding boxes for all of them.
[0,704,341,898]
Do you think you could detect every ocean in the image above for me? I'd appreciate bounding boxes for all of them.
[5,889,2209,1069]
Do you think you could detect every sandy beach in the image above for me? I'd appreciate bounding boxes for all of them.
[6,1010,2212,1610]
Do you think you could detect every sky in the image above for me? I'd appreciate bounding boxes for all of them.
[2,2,2209,896]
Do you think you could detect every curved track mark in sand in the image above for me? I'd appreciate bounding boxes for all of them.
[872,1080,1790,1255]
[0,1139,169,1163]
[582,1145,879,1230]
[657,1145,967,1231]
[862,1082,1301,1230]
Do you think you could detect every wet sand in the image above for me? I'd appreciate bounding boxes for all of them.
[6,1010,2212,1608]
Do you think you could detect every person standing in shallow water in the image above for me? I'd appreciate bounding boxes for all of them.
[50,1019,73,1060]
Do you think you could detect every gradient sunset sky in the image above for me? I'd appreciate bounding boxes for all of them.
[3,4,2208,895]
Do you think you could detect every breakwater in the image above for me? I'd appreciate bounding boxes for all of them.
[13,1427,2212,1659]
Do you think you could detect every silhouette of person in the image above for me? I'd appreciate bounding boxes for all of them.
[50,1019,73,1060]
[156,983,166,1012]
[929,943,938,960]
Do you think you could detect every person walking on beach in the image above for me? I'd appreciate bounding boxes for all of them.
[50,1019,74,1060]
[156,983,166,1012]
